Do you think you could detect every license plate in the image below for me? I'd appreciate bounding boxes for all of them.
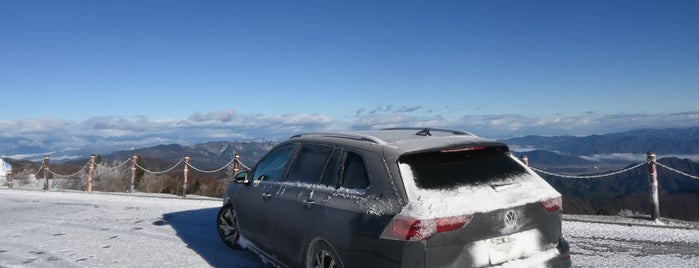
[487,235,516,264]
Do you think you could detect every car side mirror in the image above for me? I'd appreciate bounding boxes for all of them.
[234,171,249,184]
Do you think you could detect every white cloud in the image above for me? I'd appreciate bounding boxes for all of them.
[1,110,698,154]
[446,111,699,138]
[0,118,74,138]
[355,105,424,117]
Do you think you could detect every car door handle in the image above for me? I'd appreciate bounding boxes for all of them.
[262,193,272,200]
[303,198,315,208]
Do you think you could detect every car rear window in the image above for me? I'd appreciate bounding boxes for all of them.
[399,146,527,189]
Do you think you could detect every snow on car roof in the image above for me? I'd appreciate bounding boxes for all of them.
[291,128,506,155]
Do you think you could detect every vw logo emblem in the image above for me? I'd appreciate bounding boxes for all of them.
[504,210,517,227]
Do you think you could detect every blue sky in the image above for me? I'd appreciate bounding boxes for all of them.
[1,0,698,143]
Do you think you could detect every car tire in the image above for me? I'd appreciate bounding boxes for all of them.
[216,204,243,250]
[306,240,343,268]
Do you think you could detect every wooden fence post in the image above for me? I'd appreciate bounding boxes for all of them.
[7,170,13,189]
[43,156,50,191]
[233,154,240,174]
[183,156,190,198]
[131,155,138,193]
[87,155,96,192]
[647,152,660,221]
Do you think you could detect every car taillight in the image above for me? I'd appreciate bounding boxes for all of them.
[541,197,563,212]
[380,214,473,241]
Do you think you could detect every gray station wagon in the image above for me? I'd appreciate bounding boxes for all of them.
[217,128,571,267]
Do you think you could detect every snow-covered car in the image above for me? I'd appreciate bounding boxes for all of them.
[217,128,571,267]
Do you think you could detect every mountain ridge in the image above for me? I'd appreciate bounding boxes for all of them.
[502,127,699,155]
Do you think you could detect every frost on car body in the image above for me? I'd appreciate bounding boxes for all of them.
[218,128,571,267]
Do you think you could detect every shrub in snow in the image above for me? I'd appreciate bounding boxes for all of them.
[618,209,648,217]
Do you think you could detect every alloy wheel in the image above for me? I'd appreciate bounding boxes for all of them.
[308,241,342,268]
[216,204,242,249]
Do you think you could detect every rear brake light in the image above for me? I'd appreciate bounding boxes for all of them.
[380,215,473,241]
[541,197,563,212]
[436,215,470,232]
[441,146,486,153]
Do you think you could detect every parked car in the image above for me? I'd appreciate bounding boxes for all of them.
[217,128,571,268]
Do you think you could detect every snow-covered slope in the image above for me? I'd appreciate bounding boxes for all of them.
[0,189,697,267]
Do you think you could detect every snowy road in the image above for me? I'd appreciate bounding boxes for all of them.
[1,189,698,267]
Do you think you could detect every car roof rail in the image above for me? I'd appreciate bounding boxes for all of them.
[381,127,475,136]
[289,132,385,144]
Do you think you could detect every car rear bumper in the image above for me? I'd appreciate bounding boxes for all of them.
[344,237,571,268]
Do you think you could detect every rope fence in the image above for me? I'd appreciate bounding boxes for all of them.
[4,153,251,198]
[656,162,699,180]
[133,158,184,175]
[521,152,699,221]
[97,158,133,170]
[527,158,698,181]
[529,162,646,179]
[187,157,238,174]
[47,162,90,179]
[33,162,45,177]
[3,151,698,207]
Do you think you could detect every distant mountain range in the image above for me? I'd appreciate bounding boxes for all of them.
[0,134,279,163]
[93,141,277,170]
[502,126,699,156]
[4,126,697,162]
[3,127,699,221]
[500,128,699,221]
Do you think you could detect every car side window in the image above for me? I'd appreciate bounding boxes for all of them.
[340,151,369,189]
[287,144,335,184]
[251,144,295,183]
[320,149,341,188]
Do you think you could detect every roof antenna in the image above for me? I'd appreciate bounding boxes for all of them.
[416,128,432,136]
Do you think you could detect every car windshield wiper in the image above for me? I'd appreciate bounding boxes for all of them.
[490,182,519,192]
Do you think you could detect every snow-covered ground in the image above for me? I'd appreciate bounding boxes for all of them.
[1,188,697,267]
[563,215,699,267]
[0,189,264,268]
